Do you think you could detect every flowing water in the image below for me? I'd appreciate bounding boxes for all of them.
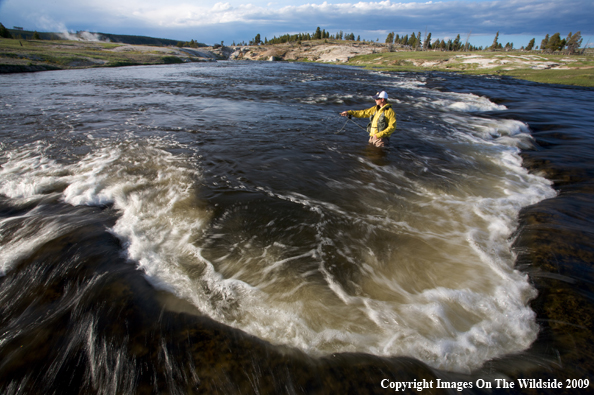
[0,62,593,394]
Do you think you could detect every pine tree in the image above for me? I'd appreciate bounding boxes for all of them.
[446,39,453,51]
[566,31,583,53]
[32,31,41,40]
[385,32,394,44]
[423,32,432,50]
[560,38,567,51]
[540,34,549,51]
[546,33,561,52]
[407,32,416,48]
[453,34,461,51]
[490,31,499,51]
[526,38,535,51]
[314,27,322,40]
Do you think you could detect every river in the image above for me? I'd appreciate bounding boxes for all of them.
[0,61,593,394]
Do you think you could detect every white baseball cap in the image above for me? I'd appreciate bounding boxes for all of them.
[372,91,388,100]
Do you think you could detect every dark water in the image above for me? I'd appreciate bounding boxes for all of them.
[0,62,593,394]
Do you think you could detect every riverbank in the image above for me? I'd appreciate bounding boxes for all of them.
[0,38,229,71]
[1,38,593,87]
[346,50,594,87]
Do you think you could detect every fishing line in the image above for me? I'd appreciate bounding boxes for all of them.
[348,117,367,132]
[335,114,367,134]
[335,117,350,134]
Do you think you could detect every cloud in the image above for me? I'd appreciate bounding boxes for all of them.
[92,0,594,35]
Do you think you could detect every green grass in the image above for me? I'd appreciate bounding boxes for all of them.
[345,50,594,87]
[501,68,594,87]
[0,38,176,70]
[98,43,124,50]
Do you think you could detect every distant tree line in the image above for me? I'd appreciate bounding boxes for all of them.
[489,31,583,53]
[489,31,518,51]
[243,28,485,50]
[176,39,207,48]
[384,30,586,53]
[539,32,583,53]
[245,27,362,46]
[385,31,481,51]
[232,29,588,53]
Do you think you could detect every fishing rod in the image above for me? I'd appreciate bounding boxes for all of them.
[335,113,367,134]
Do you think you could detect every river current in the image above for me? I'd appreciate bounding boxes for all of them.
[1,61,593,394]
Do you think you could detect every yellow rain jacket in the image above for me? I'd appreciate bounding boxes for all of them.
[348,103,397,139]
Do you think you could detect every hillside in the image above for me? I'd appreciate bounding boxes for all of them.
[229,40,383,62]
[7,29,188,47]
[0,38,226,73]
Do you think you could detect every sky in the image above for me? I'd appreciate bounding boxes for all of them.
[1,0,593,49]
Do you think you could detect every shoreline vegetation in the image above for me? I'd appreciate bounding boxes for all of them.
[1,36,593,87]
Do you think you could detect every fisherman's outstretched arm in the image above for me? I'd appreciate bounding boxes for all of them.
[340,107,375,118]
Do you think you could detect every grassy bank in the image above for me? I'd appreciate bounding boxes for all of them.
[0,38,197,72]
[496,68,594,87]
[345,50,594,87]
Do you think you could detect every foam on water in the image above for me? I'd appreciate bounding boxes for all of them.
[432,92,507,112]
[0,75,557,373]
[0,214,72,276]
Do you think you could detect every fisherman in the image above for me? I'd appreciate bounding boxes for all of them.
[340,91,396,148]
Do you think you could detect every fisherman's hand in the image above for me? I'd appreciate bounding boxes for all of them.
[340,111,349,117]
